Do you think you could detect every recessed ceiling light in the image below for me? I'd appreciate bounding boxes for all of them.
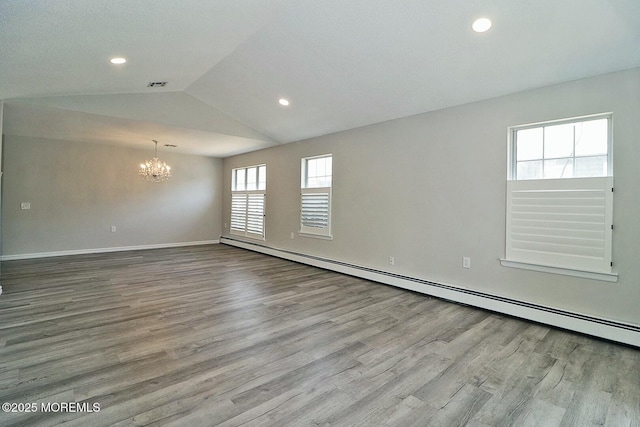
[472,18,492,33]
[278,98,290,106]
[110,57,127,64]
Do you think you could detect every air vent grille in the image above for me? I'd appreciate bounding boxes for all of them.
[147,81,168,87]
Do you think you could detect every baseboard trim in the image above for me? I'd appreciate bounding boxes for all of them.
[0,240,220,261]
[221,236,640,347]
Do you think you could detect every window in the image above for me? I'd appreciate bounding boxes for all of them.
[503,114,616,281]
[231,165,266,239]
[512,116,611,180]
[300,154,332,238]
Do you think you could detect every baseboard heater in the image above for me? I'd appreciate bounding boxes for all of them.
[220,236,640,348]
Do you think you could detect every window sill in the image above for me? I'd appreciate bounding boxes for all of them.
[500,259,618,283]
[298,231,333,241]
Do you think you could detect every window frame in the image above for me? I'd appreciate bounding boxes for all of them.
[503,113,616,282]
[508,113,612,181]
[300,154,333,239]
[231,164,266,240]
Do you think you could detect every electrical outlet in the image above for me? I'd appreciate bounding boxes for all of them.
[463,256,471,269]
[110,225,117,233]
[389,256,395,266]
[290,232,295,240]
[20,202,31,210]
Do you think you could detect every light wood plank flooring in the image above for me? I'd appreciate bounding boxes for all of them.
[0,244,639,426]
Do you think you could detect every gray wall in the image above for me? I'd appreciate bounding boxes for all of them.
[2,136,222,256]
[0,102,3,284]
[222,67,640,327]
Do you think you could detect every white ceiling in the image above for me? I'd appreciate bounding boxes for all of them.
[2,0,639,157]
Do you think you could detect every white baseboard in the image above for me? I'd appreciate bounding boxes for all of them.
[0,240,219,261]
[221,236,640,348]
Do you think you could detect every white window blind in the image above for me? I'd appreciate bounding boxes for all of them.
[301,189,330,231]
[230,193,247,233]
[246,193,265,236]
[505,177,613,274]
[231,192,265,239]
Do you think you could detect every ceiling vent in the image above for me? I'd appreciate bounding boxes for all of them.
[147,81,168,87]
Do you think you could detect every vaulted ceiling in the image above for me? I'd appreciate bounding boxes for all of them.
[2,0,639,157]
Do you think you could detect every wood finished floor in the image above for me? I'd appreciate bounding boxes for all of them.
[0,244,639,427]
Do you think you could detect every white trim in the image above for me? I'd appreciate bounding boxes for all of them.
[0,240,219,261]
[500,259,618,282]
[220,236,640,348]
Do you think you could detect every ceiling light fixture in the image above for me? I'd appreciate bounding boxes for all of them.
[472,18,492,33]
[278,98,290,106]
[110,57,127,64]
[139,140,171,182]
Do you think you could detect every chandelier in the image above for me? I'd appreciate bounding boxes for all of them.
[139,140,171,182]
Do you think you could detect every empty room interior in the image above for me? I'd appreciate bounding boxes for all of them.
[1,1,640,426]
